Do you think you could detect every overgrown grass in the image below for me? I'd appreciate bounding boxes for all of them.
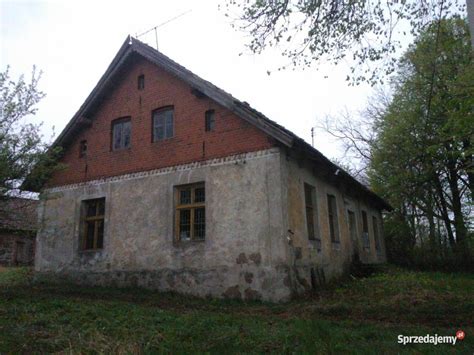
[0,266,472,353]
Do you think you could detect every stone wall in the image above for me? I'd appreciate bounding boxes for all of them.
[36,148,293,302]
[0,232,35,266]
[282,155,386,294]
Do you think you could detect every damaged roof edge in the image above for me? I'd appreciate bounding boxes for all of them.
[50,36,392,211]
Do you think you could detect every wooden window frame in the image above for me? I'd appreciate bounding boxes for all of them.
[372,216,381,252]
[111,117,131,151]
[138,74,145,90]
[327,194,340,243]
[361,210,370,249]
[152,106,174,142]
[81,198,105,251]
[205,109,215,132]
[304,183,321,251]
[175,183,205,242]
[79,140,87,158]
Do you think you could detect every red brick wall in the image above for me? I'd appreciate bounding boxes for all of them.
[49,56,276,187]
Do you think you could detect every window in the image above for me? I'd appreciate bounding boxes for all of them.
[138,74,145,90]
[362,210,370,249]
[112,118,131,150]
[175,183,205,241]
[373,216,381,252]
[327,194,339,243]
[79,140,87,158]
[205,110,215,132]
[304,183,321,250]
[81,198,105,251]
[153,107,174,141]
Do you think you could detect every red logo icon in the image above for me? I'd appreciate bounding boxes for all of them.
[456,330,465,340]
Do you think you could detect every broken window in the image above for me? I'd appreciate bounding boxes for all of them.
[176,183,205,241]
[81,198,105,251]
[138,74,145,90]
[304,183,321,250]
[362,210,370,249]
[205,109,215,132]
[373,216,381,252]
[153,107,174,141]
[79,140,87,158]
[112,118,131,150]
[327,194,339,243]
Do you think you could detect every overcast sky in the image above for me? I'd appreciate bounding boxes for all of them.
[1,0,388,160]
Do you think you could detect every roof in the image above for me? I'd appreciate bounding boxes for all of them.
[0,197,38,232]
[51,36,392,211]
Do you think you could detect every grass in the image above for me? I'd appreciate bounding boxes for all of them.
[0,266,472,353]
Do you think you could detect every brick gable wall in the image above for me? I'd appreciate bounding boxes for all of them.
[49,56,276,187]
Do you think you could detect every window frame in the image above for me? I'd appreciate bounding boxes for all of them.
[361,210,370,249]
[175,183,206,242]
[137,74,145,90]
[79,140,87,158]
[205,109,215,132]
[373,216,381,252]
[327,194,340,244]
[111,117,131,151]
[304,183,321,251]
[81,198,105,252]
[152,106,174,142]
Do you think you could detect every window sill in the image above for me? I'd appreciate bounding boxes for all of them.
[308,239,322,252]
[152,136,176,144]
[79,249,103,255]
[111,147,132,153]
[331,241,341,251]
[173,239,206,247]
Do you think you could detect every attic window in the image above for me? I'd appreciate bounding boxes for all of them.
[79,140,87,158]
[153,107,174,141]
[138,74,145,90]
[112,117,131,150]
[205,110,215,132]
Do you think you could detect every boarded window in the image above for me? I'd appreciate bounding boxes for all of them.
[81,198,105,251]
[153,107,174,141]
[112,118,131,150]
[327,194,339,243]
[304,183,321,250]
[79,140,87,158]
[205,110,215,132]
[362,210,370,249]
[176,183,205,241]
[373,216,381,252]
[138,74,145,90]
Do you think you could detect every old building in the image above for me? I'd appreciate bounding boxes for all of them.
[0,198,38,266]
[34,37,390,302]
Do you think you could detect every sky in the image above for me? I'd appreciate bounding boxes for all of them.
[1,0,385,160]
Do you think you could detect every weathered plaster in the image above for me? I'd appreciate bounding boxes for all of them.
[283,155,386,293]
[36,148,292,302]
[36,147,387,302]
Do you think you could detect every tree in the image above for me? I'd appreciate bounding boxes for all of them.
[224,0,468,85]
[368,18,473,265]
[0,66,60,200]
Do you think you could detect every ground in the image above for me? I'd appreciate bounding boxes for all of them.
[0,266,472,353]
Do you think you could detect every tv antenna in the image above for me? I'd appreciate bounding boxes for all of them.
[135,9,192,50]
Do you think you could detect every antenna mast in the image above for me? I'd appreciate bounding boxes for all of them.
[135,9,192,50]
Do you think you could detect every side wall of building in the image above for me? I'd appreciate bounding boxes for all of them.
[36,149,293,302]
[283,156,386,292]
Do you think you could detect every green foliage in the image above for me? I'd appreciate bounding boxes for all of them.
[369,18,473,266]
[0,266,473,353]
[0,66,61,197]
[224,0,466,85]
